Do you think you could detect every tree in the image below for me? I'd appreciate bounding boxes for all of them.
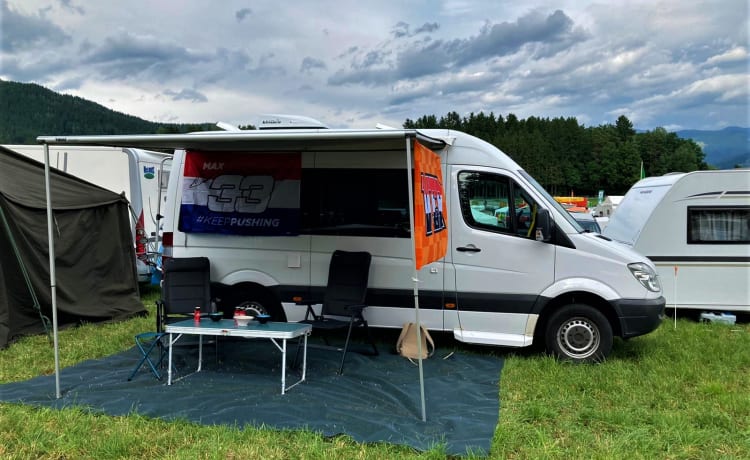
[403,115,438,128]
[615,115,635,143]
[398,109,707,196]
[439,111,462,130]
[663,142,702,172]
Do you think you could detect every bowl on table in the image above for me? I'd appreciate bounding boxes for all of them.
[234,315,254,326]
[208,312,224,322]
[256,314,271,324]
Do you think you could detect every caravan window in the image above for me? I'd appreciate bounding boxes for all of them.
[687,206,750,244]
[301,168,411,237]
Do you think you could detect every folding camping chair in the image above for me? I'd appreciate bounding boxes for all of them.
[155,257,212,333]
[298,250,378,374]
[128,257,212,381]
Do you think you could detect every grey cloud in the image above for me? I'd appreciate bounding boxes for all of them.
[38,5,52,17]
[197,47,252,85]
[247,52,287,79]
[59,0,85,15]
[54,74,87,91]
[300,56,326,74]
[353,50,389,70]
[84,33,196,63]
[1,1,72,52]
[82,32,212,80]
[214,47,252,69]
[392,21,439,39]
[450,10,582,66]
[0,55,70,82]
[440,72,500,95]
[387,85,436,106]
[235,8,252,22]
[386,71,500,107]
[328,67,395,86]
[394,40,451,79]
[163,88,208,102]
[414,22,439,34]
[392,21,409,38]
[338,46,359,59]
[330,10,586,87]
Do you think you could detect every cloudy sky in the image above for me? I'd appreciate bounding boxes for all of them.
[1,0,748,131]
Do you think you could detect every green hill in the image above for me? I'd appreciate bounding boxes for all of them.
[0,79,214,143]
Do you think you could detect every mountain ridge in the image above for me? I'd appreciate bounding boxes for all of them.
[675,126,749,168]
[0,79,214,144]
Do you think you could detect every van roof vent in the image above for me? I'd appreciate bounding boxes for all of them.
[257,114,329,130]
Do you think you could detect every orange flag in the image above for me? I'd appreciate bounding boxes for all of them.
[413,141,448,270]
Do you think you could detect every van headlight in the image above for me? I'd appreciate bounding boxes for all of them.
[628,263,661,292]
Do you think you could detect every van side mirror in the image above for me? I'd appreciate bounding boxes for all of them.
[534,208,552,242]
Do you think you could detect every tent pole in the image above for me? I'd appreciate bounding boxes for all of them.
[405,137,427,422]
[44,143,61,399]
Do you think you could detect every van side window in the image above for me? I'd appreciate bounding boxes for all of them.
[457,171,537,237]
[301,168,411,238]
[687,206,750,244]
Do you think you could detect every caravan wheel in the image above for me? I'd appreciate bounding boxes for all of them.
[545,304,612,363]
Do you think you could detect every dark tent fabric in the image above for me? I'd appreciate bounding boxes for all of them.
[0,146,145,347]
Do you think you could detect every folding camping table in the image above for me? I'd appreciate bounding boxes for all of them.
[164,319,311,394]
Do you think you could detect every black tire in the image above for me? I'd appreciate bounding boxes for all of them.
[235,287,285,322]
[545,303,613,363]
[237,300,268,317]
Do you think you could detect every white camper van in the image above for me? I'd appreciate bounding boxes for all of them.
[3,144,172,283]
[603,170,750,313]
[37,127,665,362]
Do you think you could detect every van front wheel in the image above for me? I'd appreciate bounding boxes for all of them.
[545,304,612,363]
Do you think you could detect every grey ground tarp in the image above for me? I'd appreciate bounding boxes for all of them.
[0,146,145,347]
[0,337,504,455]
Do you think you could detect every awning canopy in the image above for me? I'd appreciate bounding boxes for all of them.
[37,129,447,153]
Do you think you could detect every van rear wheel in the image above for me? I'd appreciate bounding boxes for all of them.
[545,304,612,363]
[233,286,285,322]
[237,301,268,317]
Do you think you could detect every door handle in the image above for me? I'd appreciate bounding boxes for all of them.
[456,245,481,253]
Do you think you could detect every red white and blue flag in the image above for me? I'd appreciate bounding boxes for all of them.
[179,151,301,236]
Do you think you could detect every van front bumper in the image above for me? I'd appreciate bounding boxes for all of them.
[612,297,665,338]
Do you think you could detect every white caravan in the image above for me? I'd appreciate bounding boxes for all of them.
[3,144,172,283]
[603,170,750,313]
[37,128,665,362]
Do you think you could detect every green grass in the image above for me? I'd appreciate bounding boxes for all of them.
[2,289,749,459]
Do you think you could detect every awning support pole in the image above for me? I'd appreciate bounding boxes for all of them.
[44,143,61,399]
[405,137,427,422]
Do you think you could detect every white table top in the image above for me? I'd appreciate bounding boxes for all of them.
[165,318,311,339]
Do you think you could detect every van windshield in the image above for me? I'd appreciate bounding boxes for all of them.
[518,170,583,232]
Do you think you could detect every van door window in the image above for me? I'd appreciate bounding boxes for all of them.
[457,171,538,237]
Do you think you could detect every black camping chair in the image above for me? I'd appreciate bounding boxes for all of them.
[299,250,378,374]
[156,257,211,333]
[128,257,212,381]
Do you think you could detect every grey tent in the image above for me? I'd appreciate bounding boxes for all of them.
[0,146,145,348]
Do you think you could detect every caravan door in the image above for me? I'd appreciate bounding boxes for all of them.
[447,165,555,346]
